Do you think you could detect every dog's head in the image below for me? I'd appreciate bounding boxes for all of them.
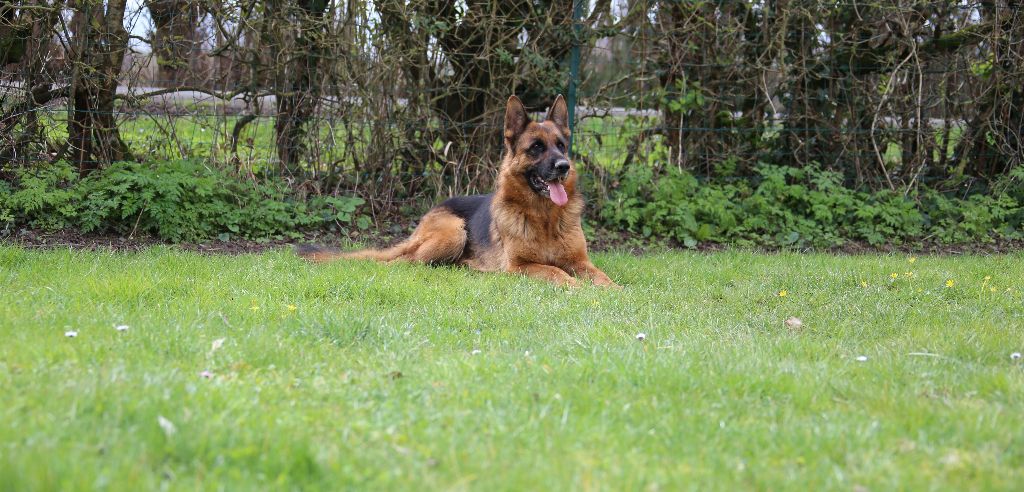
[500,95,575,207]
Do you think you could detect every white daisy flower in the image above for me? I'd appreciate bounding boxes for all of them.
[157,415,176,436]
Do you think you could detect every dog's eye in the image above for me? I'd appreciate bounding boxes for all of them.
[556,141,566,153]
[529,142,545,155]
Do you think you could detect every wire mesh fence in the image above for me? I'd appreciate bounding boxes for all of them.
[2,0,1023,212]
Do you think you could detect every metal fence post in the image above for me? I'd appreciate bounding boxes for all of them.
[567,0,584,159]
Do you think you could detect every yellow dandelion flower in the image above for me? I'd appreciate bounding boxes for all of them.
[860,281,868,288]
[287,304,297,312]
[904,271,914,278]
[908,257,917,263]
[945,279,954,288]
[890,272,899,279]
[990,287,997,293]
[778,290,788,297]
[250,305,259,312]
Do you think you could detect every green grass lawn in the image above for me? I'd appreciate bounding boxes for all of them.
[1,246,1022,490]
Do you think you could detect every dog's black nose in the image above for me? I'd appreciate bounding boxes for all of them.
[553,160,570,175]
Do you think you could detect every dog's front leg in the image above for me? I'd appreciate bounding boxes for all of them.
[510,262,579,287]
[570,261,620,288]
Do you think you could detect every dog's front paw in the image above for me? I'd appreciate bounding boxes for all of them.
[592,276,621,289]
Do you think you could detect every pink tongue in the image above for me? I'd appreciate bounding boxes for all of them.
[548,183,568,206]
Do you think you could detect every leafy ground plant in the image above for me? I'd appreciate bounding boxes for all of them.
[1,247,1022,490]
[0,160,368,242]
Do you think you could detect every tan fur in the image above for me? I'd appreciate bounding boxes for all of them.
[298,95,618,288]
[335,209,466,264]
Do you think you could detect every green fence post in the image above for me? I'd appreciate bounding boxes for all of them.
[567,0,584,158]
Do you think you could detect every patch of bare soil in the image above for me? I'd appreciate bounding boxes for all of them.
[3,228,1022,256]
[0,229,364,255]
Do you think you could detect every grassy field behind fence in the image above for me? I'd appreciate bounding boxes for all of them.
[1,246,1023,490]
[35,110,942,173]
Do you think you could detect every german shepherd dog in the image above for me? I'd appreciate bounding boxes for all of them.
[297,95,617,288]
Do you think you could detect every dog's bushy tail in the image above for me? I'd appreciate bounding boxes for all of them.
[295,243,413,263]
[294,244,344,263]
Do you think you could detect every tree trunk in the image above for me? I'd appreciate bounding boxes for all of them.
[146,0,202,87]
[953,1,1024,177]
[67,0,133,174]
[0,0,64,165]
[269,0,329,175]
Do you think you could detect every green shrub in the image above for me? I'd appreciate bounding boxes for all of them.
[1,161,79,231]
[1,160,367,242]
[3,159,1021,247]
[598,162,1023,248]
[921,190,1020,244]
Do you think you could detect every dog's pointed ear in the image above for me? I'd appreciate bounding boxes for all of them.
[545,94,570,137]
[504,96,530,146]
